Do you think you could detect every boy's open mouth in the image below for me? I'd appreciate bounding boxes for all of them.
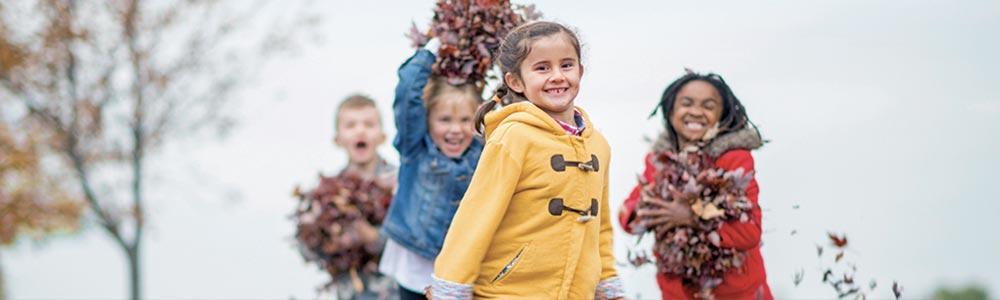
[354,141,369,150]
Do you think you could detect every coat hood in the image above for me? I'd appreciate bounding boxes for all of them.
[483,102,595,139]
[653,126,764,157]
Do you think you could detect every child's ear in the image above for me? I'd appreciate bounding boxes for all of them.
[375,130,387,146]
[579,63,585,77]
[504,72,525,93]
[333,135,344,148]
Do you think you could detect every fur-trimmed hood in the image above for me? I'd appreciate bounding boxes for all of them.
[652,126,764,158]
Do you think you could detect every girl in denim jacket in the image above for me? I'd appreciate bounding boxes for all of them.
[379,39,485,300]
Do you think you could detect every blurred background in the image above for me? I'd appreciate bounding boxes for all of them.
[1,0,998,299]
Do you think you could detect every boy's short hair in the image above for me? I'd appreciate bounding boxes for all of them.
[334,94,382,131]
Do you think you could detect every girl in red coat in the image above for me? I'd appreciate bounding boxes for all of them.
[618,71,771,300]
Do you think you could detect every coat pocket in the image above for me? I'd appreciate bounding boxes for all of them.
[492,242,531,285]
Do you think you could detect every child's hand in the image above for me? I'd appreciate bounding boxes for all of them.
[352,219,380,245]
[637,195,694,229]
[423,37,442,53]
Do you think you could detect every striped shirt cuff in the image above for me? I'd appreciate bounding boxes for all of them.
[596,276,626,300]
[430,274,473,300]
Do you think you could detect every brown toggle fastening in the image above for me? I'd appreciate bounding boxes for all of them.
[550,154,600,172]
[548,198,599,217]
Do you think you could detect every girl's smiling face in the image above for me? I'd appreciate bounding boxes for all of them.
[669,80,723,143]
[428,91,477,158]
[505,34,583,124]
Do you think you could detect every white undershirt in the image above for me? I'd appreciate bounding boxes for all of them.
[379,239,435,293]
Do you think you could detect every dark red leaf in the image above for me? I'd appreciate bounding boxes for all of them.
[829,232,849,248]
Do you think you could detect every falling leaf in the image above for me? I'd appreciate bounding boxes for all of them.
[835,251,845,263]
[892,282,902,299]
[405,21,430,48]
[828,232,849,248]
[869,279,877,290]
[791,230,798,236]
[793,268,804,286]
[817,244,824,257]
[838,287,860,299]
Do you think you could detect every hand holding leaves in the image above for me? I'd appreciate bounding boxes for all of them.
[292,171,394,282]
[406,0,542,86]
[633,150,755,299]
[637,194,694,230]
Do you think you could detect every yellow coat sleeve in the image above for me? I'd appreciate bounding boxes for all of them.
[433,139,522,290]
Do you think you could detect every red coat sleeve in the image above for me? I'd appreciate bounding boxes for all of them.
[618,153,656,234]
[715,150,762,251]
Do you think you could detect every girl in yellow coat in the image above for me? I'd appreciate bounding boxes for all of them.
[430,21,625,300]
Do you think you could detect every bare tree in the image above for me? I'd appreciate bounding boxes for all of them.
[0,1,316,299]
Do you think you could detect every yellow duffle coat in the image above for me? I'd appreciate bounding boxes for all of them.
[432,102,623,299]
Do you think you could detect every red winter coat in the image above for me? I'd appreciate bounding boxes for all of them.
[619,149,772,300]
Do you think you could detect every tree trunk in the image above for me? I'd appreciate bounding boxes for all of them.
[126,247,140,300]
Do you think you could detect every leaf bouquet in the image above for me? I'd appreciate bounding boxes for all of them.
[292,172,393,290]
[634,149,755,299]
[406,0,542,86]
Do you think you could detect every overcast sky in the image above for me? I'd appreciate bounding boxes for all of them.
[5,0,1000,299]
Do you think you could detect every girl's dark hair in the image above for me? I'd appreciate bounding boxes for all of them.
[652,72,758,149]
[473,21,582,134]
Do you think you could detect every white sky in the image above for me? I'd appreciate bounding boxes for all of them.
[5,0,1000,299]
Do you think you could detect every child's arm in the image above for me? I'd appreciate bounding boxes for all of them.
[430,141,521,299]
[617,153,656,234]
[392,48,435,156]
[597,159,626,300]
[715,149,763,251]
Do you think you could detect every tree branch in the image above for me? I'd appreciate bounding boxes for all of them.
[124,0,145,252]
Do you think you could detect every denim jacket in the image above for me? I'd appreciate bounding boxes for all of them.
[382,49,483,260]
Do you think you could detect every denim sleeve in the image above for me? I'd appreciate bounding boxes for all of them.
[392,49,436,156]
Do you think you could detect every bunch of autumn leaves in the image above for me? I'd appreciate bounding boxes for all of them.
[406,0,541,86]
[292,173,393,286]
[632,149,756,298]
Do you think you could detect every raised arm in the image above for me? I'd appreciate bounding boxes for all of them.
[392,49,435,155]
